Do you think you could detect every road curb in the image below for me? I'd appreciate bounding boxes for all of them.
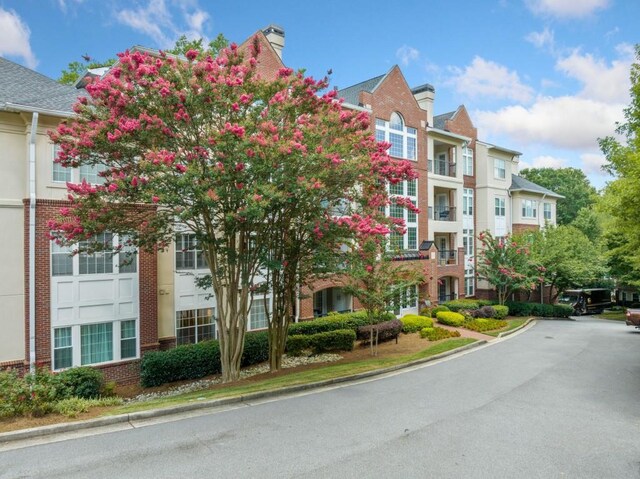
[497,317,536,338]
[0,337,494,444]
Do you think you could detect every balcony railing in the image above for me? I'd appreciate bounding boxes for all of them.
[428,205,457,221]
[438,292,457,303]
[437,250,458,266]
[428,159,456,177]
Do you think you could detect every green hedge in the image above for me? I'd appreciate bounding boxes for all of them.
[289,311,391,336]
[441,299,481,312]
[140,340,222,387]
[430,305,450,318]
[493,305,509,320]
[420,326,461,341]
[505,301,572,318]
[310,329,356,353]
[400,314,434,333]
[57,367,105,399]
[436,311,466,327]
[286,335,311,356]
[357,319,403,343]
[241,331,270,367]
[464,318,508,332]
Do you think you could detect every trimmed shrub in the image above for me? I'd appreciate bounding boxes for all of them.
[400,314,434,333]
[419,307,432,317]
[493,305,509,320]
[0,368,67,418]
[477,299,495,307]
[477,305,497,319]
[420,326,461,341]
[430,305,450,318]
[57,366,105,399]
[140,340,221,387]
[505,301,572,318]
[436,311,466,327]
[289,311,388,336]
[241,331,269,367]
[286,335,311,356]
[357,319,403,343]
[464,318,508,332]
[310,329,356,353]
[442,299,481,312]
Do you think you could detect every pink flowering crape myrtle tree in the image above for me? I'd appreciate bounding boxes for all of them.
[49,40,416,381]
[476,230,538,305]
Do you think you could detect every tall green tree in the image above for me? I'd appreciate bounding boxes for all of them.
[524,225,608,301]
[518,167,598,225]
[570,207,604,243]
[58,56,116,85]
[49,42,415,381]
[599,45,640,285]
[476,231,538,305]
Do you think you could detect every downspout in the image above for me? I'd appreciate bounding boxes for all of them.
[539,193,547,305]
[29,112,39,373]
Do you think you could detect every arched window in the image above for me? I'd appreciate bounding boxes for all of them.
[375,112,417,160]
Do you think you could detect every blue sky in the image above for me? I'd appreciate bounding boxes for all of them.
[1,0,638,189]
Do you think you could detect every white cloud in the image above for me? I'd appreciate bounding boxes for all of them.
[475,95,624,150]
[116,0,211,48]
[525,27,555,50]
[0,8,37,68]
[521,155,568,171]
[580,153,607,174]
[57,0,84,13]
[555,46,633,103]
[396,45,419,67]
[526,0,609,18]
[448,56,534,103]
[116,0,173,47]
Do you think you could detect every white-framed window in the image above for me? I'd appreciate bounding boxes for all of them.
[52,144,107,185]
[463,188,473,217]
[51,233,137,277]
[462,146,473,176]
[392,285,418,315]
[375,113,417,161]
[53,319,138,369]
[522,199,537,218]
[465,275,474,297]
[387,180,418,251]
[250,299,270,330]
[494,158,506,179]
[463,228,474,257]
[175,233,207,270]
[176,308,216,345]
[494,197,506,217]
[53,327,73,369]
[543,202,552,220]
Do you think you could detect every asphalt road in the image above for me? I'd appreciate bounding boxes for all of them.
[2,318,639,479]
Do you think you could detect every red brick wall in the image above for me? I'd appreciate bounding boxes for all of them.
[238,30,284,80]
[22,199,158,384]
[512,223,540,235]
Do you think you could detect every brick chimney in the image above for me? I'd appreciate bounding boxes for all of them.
[263,24,285,60]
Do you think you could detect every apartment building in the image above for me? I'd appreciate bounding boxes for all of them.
[0,25,560,382]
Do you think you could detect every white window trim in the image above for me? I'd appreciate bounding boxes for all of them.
[376,115,417,161]
[494,158,506,180]
[387,180,418,251]
[462,146,473,176]
[522,199,538,219]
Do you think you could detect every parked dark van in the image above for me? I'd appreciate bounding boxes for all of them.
[557,289,612,315]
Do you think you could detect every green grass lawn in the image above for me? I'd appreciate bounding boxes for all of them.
[484,318,528,337]
[597,311,626,321]
[112,338,476,415]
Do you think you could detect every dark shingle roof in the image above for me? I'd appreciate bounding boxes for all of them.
[510,174,564,198]
[433,110,455,130]
[337,73,386,106]
[0,57,83,114]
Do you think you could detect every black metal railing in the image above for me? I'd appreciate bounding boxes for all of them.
[437,250,458,266]
[438,292,457,303]
[428,159,457,177]
[428,205,457,221]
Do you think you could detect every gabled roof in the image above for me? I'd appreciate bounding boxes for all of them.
[433,110,455,130]
[337,73,387,106]
[510,174,564,199]
[0,57,83,114]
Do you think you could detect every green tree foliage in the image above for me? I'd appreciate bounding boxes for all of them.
[570,207,604,243]
[58,57,116,85]
[599,45,640,286]
[524,225,608,301]
[476,231,537,305]
[167,34,228,58]
[518,167,598,225]
[49,42,414,381]
[343,237,423,355]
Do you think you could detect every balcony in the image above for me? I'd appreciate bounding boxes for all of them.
[437,250,458,266]
[428,205,457,222]
[428,159,456,177]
